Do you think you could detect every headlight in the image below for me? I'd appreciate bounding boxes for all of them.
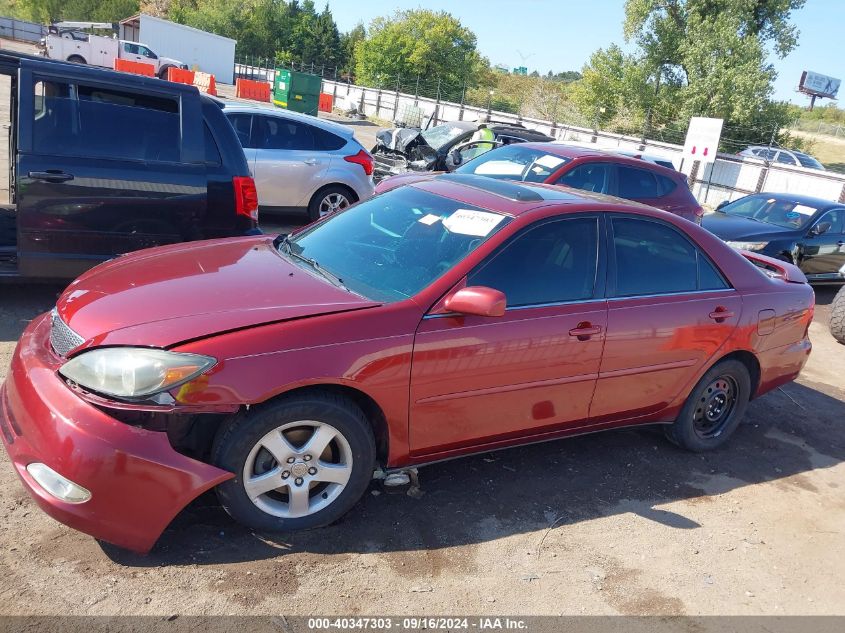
[727,241,769,251]
[59,348,216,399]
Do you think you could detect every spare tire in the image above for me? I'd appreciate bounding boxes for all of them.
[830,285,845,345]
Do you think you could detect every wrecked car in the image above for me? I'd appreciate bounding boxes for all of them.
[372,120,553,182]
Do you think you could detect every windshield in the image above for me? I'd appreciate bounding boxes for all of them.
[455,145,571,182]
[287,187,510,302]
[719,196,819,229]
[420,123,471,151]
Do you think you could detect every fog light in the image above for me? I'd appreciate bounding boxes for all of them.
[26,463,91,504]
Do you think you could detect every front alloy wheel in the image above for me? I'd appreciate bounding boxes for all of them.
[243,421,353,519]
[212,392,375,531]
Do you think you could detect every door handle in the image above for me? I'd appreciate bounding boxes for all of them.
[708,307,735,322]
[303,158,319,165]
[28,170,74,183]
[569,322,602,340]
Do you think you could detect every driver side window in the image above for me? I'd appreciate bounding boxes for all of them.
[556,163,613,195]
[468,217,599,308]
[818,209,845,234]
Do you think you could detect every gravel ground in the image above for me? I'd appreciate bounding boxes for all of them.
[0,284,843,616]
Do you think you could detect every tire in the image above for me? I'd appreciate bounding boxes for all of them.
[664,359,751,452]
[158,65,172,80]
[66,55,86,64]
[830,285,845,345]
[211,391,376,532]
[307,185,356,222]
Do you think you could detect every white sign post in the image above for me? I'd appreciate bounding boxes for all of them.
[682,116,723,165]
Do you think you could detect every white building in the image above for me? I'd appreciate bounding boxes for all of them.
[119,14,236,84]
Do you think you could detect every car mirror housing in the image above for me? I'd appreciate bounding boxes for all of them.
[444,286,506,318]
[447,149,463,166]
[716,200,729,210]
[811,221,832,236]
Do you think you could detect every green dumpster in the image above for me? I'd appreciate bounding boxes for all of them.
[273,69,321,116]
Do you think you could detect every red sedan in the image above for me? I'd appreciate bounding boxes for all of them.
[381,142,704,223]
[1,174,813,553]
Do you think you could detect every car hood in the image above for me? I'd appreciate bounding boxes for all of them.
[56,236,380,350]
[701,212,796,242]
[161,56,186,67]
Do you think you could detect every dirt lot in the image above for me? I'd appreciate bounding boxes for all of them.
[0,283,843,616]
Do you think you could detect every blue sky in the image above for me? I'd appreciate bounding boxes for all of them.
[328,0,843,106]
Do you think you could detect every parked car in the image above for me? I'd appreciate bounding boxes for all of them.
[0,50,258,281]
[1,174,814,553]
[39,25,188,80]
[703,193,845,283]
[372,119,553,182]
[223,104,374,221]
[379,143,704,223]
[831,285,845,344]
[738,146,825,170]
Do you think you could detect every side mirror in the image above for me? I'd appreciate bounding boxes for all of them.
[444,286,506,318]
[447,149,463,167]
[811,221,832,236]
[716,200,729,210]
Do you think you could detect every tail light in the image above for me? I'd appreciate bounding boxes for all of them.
[233,176,259,221]
[344,149,374,176]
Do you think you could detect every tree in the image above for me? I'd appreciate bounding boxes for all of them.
[354,9,482,99]
[591,0,809,147]
[339,22,365,74]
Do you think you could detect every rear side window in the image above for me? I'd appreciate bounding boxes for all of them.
[611,217,727,296]
[314,127,346,151]
[33,80,180,162]
[656,174,677,195]
[256,116,315,151]
[226,113,255,148]
[203,123,221,165]
[618,166,660,199]
[468,217,599,307]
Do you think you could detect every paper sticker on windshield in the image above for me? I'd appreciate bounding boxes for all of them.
[535,154,566,169]
[418,213,441,226]
[792,204,817,216]
[443,209,505,237]
[474,161,524,176]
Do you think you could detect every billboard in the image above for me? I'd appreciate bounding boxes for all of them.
[682,117,723,165]
[799,71,841,99]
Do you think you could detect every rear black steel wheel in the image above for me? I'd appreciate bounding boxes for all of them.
[665,359,751,451]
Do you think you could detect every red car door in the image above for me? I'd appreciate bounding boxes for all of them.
[409,215,608,455]
[590,215,742,423]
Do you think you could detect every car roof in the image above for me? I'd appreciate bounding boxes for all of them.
[222,102,355,137]
[745,192,842,210]
[407,173,656,217]
[517,142,683,176]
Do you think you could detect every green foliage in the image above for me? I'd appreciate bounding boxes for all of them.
[353,10,483,99]
[574,0,808,149]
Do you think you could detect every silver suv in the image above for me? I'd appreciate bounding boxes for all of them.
[224,105,375,221]
[738,146,825,170]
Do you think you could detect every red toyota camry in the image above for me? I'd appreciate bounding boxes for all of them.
[1,174,813,553]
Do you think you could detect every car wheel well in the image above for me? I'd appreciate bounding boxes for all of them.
[713,350,761,398]
[261,384,389,465]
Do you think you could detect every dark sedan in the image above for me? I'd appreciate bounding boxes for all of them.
[703,193,845,282]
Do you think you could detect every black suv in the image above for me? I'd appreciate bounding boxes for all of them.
[0,51,258,281]
[372,119,554,182]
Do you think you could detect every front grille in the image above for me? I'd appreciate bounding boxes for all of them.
[50,309,84,357]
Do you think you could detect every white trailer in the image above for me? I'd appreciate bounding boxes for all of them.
[119,14,236,84]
